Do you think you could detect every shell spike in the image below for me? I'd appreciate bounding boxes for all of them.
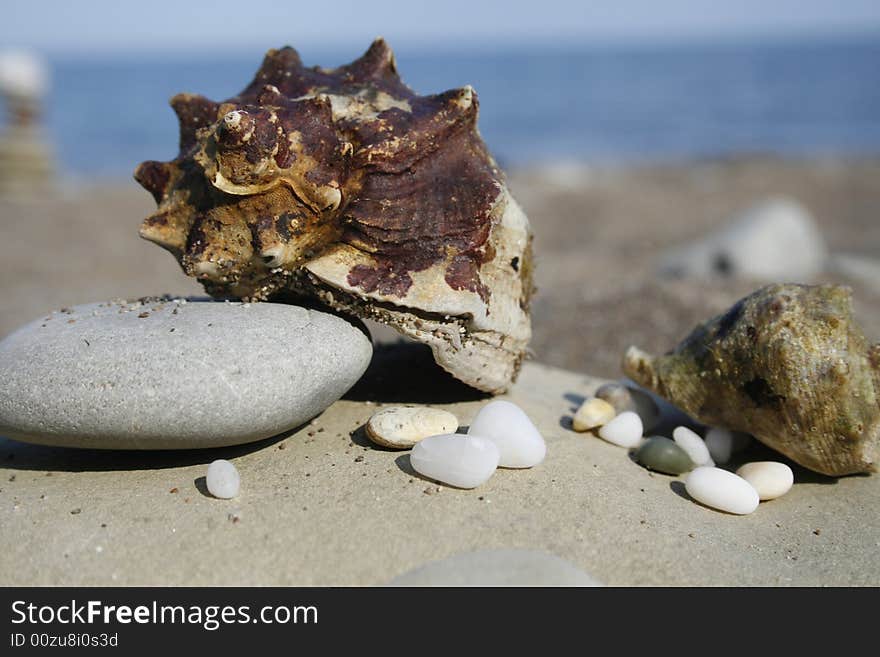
[169,93,220,153]
[407,87,480,133]
[139,211,186,252]
[134,160,172,203]
[622,346,662,394]
[346,37,399,82]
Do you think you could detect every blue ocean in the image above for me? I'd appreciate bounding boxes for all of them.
[39,36,880,178]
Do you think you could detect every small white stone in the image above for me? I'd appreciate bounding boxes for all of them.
[572,397,616,432]
[206,459,240,499]
[597,411,643,448]
[410,434,500,489]
[366,406,458,449]
[736,462,794,500]
[673,426,714,466]
[685,466,759,515]
[704,427,735,464]
[467,400,546,468]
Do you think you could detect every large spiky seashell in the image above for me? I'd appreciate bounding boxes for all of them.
[134,39,533,394]
[622,283,880,476]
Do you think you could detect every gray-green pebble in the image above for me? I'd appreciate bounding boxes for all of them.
[635,437,694,475]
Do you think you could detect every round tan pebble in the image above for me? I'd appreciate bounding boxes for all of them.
[572,397,616,432]
[736,461,794,500]
[366,406,459,449]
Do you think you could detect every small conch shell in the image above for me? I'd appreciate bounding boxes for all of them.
[622,283,880,476]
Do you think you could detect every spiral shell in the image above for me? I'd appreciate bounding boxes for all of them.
[623,283,880,476]
[135,39,533,393]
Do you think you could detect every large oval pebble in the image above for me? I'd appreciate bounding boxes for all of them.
[366,406,458,449]
[0,300,373,449]
[736,462,794,500]
[673,426,714,466]
[410,434,500,489]
[597,411,643,448]
[636,437,694,475]
[467,400,546,468]
[685,466,760,515]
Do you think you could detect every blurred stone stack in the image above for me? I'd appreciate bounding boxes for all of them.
[0,51,55,197]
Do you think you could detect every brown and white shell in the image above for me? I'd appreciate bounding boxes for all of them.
[135,39,533,393]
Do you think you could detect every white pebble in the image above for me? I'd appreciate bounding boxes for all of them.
[685,466,759,515]
[206,459,240,499]
[597,411,643,448]
[736,462,793,500]
[704,427,734,464]
[410,434,499,489]
[673,426,714,466]
[366,406,458,449]
[467,400,546,468]
[572,397,616,432]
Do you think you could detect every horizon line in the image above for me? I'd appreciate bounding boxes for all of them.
[10,25,880,59]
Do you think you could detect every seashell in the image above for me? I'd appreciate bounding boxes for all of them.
[134,39,533,393]
[623,283,880,476]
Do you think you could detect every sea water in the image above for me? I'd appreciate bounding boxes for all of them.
[37,35,880,178]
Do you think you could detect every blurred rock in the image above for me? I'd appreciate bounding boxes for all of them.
[829,253,880,294]
[0,50,56,197]
[388,549,602,586]
[658,197,827,281]
[0,50,49,101]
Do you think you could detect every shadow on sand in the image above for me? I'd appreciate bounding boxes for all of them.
[344,342,489,404]
[0,430,291,474]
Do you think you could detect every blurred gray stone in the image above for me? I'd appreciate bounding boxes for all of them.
[0,299,372,449]
[388,549,602,586]
[829,253,880,293]
[659,197,827,281]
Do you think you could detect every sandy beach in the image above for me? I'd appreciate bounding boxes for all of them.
[2,156,880,586]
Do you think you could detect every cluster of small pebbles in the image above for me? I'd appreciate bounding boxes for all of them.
[572,382,794,515]
[366,400,546,489]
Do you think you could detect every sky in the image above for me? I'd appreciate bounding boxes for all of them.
[3,0,880,55]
